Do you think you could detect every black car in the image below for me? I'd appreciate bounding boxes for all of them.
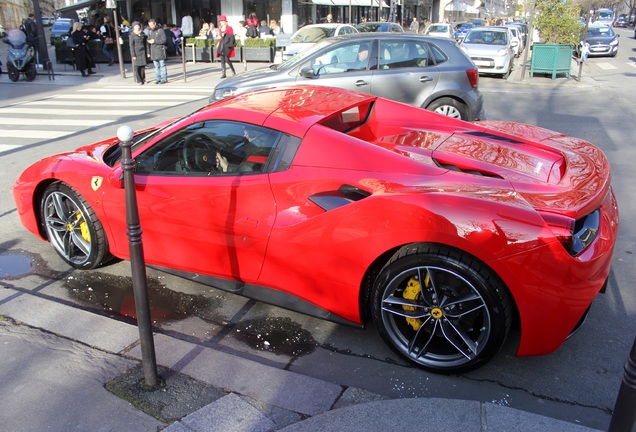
[613,17,628,27]
[581,23,619,57]
[50,19,73,45]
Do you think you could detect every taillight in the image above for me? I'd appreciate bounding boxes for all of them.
[466,69,479,88]
[540,210,600,256]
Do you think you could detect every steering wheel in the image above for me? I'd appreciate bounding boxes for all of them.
[182,133,218,172]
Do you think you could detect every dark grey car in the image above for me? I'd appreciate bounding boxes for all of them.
[211,33,484,121]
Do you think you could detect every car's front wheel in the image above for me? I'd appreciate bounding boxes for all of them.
[426,98,468,120]
[40,183,110,269]
[372,244,513,374]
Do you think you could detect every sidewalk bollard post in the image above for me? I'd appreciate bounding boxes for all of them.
[182,38,187,82]
[118,125,159,389]
[608,336,636,432]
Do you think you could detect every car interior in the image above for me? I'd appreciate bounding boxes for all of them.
[134,121,280,176]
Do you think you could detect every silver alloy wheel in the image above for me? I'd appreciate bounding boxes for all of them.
[42,190,92,266]
[433,105,462,118]
[380,265,491,369]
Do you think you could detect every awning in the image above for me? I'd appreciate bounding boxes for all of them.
[311,0,389,7]
[56,0,100,17]
[444,1,479,13]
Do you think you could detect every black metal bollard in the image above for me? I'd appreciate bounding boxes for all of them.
[608,336,636,432]
[118,126,159,389]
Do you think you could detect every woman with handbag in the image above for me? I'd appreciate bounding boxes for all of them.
[100,15,116,66]
[129,22,148,85]
[216,15,235,79]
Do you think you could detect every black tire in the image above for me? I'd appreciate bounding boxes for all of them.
[25,63,37,82]
[40,182,110,269]
[426,97,468,121]
[502,61,512,79]
[8,65,19,82]
[372,244,513,374]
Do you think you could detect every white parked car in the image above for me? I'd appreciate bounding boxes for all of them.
[503,25,523,57]
[284,23,358,59]
[424,23,454,39]
[459,27,514,78]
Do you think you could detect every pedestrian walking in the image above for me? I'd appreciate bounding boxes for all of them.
[147,18,168,84]
[100,15,116,66]
[129,21,148,85]
[216,15,235,79]
[410,17,420,33]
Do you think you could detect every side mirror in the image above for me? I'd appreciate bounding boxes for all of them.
[299,66,317,78]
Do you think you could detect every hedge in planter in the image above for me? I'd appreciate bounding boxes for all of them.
[241,37,276,62]
[530,0,582,79]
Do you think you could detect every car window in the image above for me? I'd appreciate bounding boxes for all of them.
[465,30,507,45]
[135,121,282,176]
[428,43,448,65]
[309,42,366,74]
[379,40,431,69]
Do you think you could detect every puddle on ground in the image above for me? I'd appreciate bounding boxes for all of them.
[234,316,316,356]
[0,253,34,278]
[64,272,223,323]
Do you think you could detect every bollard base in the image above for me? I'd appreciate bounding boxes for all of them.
[106,364,227,423]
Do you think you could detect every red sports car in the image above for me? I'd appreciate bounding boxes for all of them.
[13,86,618,373]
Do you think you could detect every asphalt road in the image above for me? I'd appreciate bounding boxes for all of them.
[1,27,635,431]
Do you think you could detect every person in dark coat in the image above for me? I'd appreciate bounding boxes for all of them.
[216,15,235,79]
[71,22,94,77]
[129,22,148,85]
[147,18,168,84]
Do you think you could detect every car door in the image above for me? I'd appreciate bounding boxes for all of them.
[295,40,377,95]
[102,120,281,283]
[370,39,440,107]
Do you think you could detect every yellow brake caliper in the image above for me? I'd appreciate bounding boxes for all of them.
[77,212,91,243]
[403,273,430,331]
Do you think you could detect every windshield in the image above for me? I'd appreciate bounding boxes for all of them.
[275,38,333,70]
[587,26,614,37]
[291,26,336,43]
[52,21,70,30]
[427,25,449,33]
[464,30,508,45]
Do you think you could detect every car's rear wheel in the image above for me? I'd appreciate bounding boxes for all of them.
[426,98,468,120]
[372,244,512,374]
[41,183,110,269]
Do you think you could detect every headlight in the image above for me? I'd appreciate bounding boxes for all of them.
[610,39,618,46]
[497,48,509,56]
[213,87,237,101]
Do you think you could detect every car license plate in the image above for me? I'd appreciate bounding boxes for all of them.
[475,60,491,66]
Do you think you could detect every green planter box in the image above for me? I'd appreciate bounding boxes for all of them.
[244,47,274,62]
[185,46,216,62]
[530,44,573,79]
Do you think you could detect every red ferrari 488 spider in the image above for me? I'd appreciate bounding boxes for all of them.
[13,86,618,373]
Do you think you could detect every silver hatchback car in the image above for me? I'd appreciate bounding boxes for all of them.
[211,33,484,121]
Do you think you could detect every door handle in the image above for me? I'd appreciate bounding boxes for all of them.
[355,80,369,87]
[419,76,433,83]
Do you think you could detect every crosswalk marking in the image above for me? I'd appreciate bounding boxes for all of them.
[0,130,74,139]
[595,62,617,70]
[1,108,148,116]
[0,144,21,153]
[47,94,202,101]
[0,118,108,126]
[0,86,212,155]
[22,100,183,107]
